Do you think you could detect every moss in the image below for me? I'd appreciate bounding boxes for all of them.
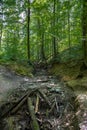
[49,60,87,91]
[0,59,9,65]
[49,62,82,81]
[0,60,33,77]
[10,63,33,77]
[67,77,87,91]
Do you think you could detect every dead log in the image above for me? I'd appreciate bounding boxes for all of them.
[38,89,51,107]
[11,94,28,114]
[27,97,40,130]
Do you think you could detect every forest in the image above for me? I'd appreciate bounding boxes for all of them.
[0,0,86,62]
[0,0,87,130]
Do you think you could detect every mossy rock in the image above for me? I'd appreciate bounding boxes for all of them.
[67,77,87,91]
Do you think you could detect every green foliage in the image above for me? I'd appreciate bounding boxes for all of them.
[0,0,83,63]
[59,44,83,62]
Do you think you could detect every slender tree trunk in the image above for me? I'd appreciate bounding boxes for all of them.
[68,0,71,56]
[41,31,45,61]
[37,17,41,61]
[52,0,56,58]
[0,0,3,50]
[27,0,30,60]
[37,16,45,61]
[82,0,87,65]
[41,19,45,61]
[56,0,60,58]
[0,25,3,50]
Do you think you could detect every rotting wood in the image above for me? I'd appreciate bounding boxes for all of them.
[11,94,28,114]
[0,91,31,118]
[27,97,40,130]
[38,89,51,107]
[35,94,39,113]
[0,88,39,118]
[6,117,14,130]
[48,102,56,114]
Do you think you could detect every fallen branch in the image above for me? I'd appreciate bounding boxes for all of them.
[55,97,59,113]
[27,97,40,130]
[0,88,39,118]
[6,117,14,130]
[35,94,39,113]
[48,102,56,114]
[38,89,51,107]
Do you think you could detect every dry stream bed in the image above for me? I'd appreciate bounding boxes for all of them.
[0,65,86,130]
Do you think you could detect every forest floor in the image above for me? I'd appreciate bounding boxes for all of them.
[0,63,86,130]
[49,60,87,130]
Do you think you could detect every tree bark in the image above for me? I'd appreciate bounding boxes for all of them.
[27,0,30,60]
[68,0,71,56]
[0,25,3,50]
[52,0,57,58]
[41,30,45,61]
[82,0,87,65]
[27,97,40,130]
[0,0,3,50]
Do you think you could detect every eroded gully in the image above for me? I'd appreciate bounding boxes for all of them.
[0,65,86,130]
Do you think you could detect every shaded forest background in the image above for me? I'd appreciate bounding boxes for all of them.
[0,0,87,65]
[0,2,87,129]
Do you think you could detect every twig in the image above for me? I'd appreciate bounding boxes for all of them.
[55,97,59,113]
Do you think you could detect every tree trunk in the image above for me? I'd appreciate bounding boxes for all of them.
[0,0,3,50]
[52,0,57,58]
[82,0,87,65]
[0,25,3,50]
[68,0,71,57]
[27,0,30,60]
[41,29,45,61]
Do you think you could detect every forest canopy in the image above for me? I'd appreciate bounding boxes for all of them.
[0,0,87,63]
